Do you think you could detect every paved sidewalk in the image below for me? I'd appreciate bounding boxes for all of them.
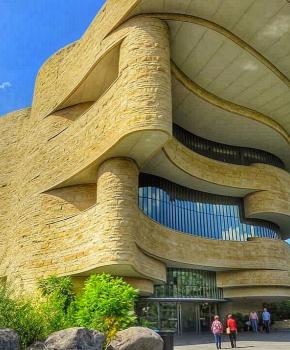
[174,331,290,349]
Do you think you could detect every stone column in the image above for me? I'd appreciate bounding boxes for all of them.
[96,157,139,264]
[96,157,165,294]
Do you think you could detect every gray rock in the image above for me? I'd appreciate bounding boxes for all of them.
[26,341,47,350]
[0,329,20,350]
[44,327,105,350]
[108,327,163,350]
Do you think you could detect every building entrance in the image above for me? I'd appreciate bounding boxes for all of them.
[138,300,218,335]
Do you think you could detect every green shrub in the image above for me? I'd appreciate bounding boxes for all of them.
[38,275,75,312]
[37,275,75,335]
[0,285,45,349]
[0,274,138,348]
[71,273,138,342]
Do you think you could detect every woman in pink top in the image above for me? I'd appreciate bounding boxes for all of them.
[211,315,223,349]
[249,311,259,333]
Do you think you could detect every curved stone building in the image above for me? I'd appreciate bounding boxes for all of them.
[1,0,290,333]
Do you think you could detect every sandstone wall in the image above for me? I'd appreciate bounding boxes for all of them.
[0,0,289,300]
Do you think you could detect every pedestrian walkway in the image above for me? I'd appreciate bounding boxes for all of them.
[174,331,290,349]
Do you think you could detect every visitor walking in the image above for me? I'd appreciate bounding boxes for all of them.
[211,315,223,349]
[227,314,237,348]
[249,310,259,333]
[262,308,271,333]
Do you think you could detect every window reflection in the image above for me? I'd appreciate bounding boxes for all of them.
[139,174,280,241]
[154,268,223,299]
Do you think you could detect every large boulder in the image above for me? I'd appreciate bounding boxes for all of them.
[26,341,47,349]
[108,327,163,350]
[44,327,105,350]
[0,329,20,350]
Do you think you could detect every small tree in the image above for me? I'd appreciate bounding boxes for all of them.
[38,275,75,312]
[37,275,75,335]
[72,273,138,342]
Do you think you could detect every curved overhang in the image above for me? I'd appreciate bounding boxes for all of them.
[217,269,290,288]
[136,212,290,271]
[223,287,290,300]
[142,138,290,238]
[30,1,290,171]
[164,15,290,130]
[128,2,290,170]
[31,0,141,119]
[172,75,290,170]
[245,191,290,235]
[18,17,172,197]
[130,0,290,79]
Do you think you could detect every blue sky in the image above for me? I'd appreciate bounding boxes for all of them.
[0,0,106,116]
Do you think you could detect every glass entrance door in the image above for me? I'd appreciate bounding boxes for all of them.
[159,302,178,332]
[181,302,200,333]
[199,303,217,332]
[137,300,219,335]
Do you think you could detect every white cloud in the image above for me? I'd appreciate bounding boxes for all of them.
[0,81,12,90]
[260,15,290,39]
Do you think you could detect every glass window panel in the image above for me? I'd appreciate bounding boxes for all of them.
[154,268,223,299]
[139,174,280,242]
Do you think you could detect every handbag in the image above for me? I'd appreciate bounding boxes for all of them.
[226,327,231,334]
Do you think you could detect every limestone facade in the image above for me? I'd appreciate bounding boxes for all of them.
[1,0,290,314]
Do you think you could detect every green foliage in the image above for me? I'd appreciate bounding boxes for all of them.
[37,275,75,335]
[0,285,45,349]
[233,312,247,331]
[38,275,74,312]
[263,301,290,321]
[0,274,138,348]
[71,274,138,342]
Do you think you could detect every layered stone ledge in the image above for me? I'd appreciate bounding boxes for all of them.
[217,269,290,299]
[32,0,141,119]
[18,17,172,199]
[0,16,172,292]
[154,138,290,239]
[136,214,290,272]
[217,269,290,289]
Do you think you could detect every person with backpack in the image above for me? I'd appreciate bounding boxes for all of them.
[211,315,224,349]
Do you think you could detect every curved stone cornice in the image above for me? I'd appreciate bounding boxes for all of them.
[217,269,290,289]
[31,0,141,119]
[223,287,290,299]
[140,13,290,88]
[16,17,172,198]
[171,61,290,145]
[159,138,290,238]
[245,190,290,237]
[136,212,290,272]
[163,138,290,196]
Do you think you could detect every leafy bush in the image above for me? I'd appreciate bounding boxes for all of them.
[263,301,290,321]
[0,274,138,348]
[37,275,75,334]
[38,275,75,312]
[233,313,248,331]
[71,274,138,342]
[0,285,45,349]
